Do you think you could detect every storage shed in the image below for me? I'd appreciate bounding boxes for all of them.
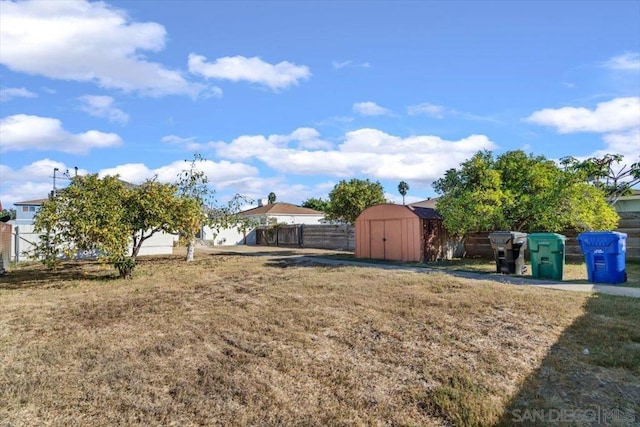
[355,204,450,262]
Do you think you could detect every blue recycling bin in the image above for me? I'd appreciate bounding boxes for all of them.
[577,231,627,284]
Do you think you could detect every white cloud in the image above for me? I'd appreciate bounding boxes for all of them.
[99,159,258,187]
[332,60,370,69]
[0,114,122,153]
[353,101,393,116]
[0,0,204,97]
[0,87,37,102]
[78,95,129,124]
[407,102,445,118]
[188,54,311,91]
[604,52,640,71]
[599,129,640,159]
[160,134,210,152]
[524,97,640,134]
[0,160,90,206]
[215,127,496,182]
[215,177,337,206]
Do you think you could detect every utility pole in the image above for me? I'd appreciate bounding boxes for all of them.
[53,168,59,192]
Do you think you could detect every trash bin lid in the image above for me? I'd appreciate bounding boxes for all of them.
[489,231,528,246]
[527,232,566,241]
[527,233,566,252]
[577,231,627,252]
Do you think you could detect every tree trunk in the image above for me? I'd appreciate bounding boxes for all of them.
[186,238,196,262]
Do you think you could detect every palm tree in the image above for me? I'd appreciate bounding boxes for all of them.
[268,192,276,204]
[398,181,409,205]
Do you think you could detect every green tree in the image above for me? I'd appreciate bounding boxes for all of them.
[397,181,409,205]
[176,153,214,262]
[560,153,640,204]
[433,151,507,235]
[207,194,257,244]
[268,192,277,204]
[124,178,183,259]
[325,178,386,224]
[33,174,133,276]
[433,150,619,236]
[301,197,331,212]
[32,174,197,278]
[0,208,15,222]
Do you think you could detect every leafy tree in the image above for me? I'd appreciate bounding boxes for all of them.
[124,178,183,259]
[397,181,409,205]
[32,174,196,278]
[301,197,331,212]
[207,194,258,243]
[560,154,640,204]
[268,192,277,204]
[33,174,133,276]
[176,153,214,262]
[325,178,386,224]
[433,151,506,235]
[433,150,619,235]
[0,208,15,222]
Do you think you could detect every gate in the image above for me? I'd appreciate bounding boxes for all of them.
[10,225,41,263]
[255,225,302,247]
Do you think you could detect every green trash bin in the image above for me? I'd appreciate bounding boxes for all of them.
[527,233,566,281]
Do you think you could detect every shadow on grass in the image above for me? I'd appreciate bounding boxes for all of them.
[201,249,311,258]
[0,260,119,290]
[495,294,640,426]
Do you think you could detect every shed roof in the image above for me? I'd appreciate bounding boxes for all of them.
[356,203,442,221]
[240,202,323,216]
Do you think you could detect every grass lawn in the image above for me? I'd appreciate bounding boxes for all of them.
[1,251,638,426]
[319,254,640,287]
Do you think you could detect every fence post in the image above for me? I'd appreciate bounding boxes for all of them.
[14,226,19,263]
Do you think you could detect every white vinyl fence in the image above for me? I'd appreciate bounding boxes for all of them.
[8,224,175,263]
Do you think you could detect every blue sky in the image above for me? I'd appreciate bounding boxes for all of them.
[1,0,639,209]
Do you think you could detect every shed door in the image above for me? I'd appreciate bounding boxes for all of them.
[370,220,385,259]
[369,220,403,261]
[384,220,403,261]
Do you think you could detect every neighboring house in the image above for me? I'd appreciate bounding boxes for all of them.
[8,197,174,262]
[240,201,325,226]
[613,189,640,213]
[410,197,439,209]
[200,200,325,245]
[13,198,48,225]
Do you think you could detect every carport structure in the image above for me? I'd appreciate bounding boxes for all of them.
[355,204,448,262]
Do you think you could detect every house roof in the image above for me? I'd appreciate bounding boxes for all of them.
[410,197,440,209]
[407,205,442,220]
[240,202,323,216]
[14,198,49,206]
[617,189,640,200]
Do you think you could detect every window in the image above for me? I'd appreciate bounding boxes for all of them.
[29,206,36,212]
[22,206,29,212]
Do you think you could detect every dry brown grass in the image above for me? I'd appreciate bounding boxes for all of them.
[1,251,638,426]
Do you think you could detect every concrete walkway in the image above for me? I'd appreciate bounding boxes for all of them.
[198,245,640,299]
[299,256,640,298]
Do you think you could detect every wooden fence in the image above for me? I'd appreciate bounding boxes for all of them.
[464,211,640,261]
[255,224,355,251]
[0,223,11,271]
